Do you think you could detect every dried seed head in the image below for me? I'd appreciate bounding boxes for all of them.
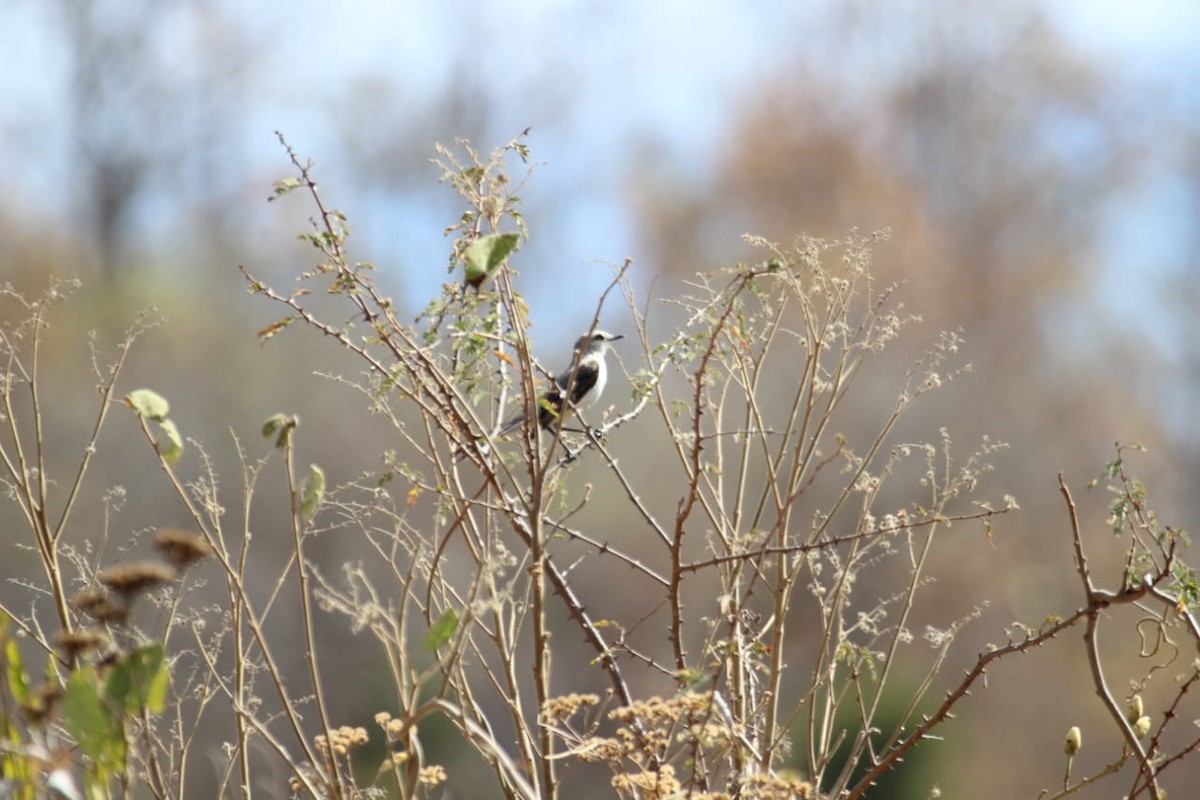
[98,561,178,597]
[53,629,107,659]
[21,682,63,725]
[70,588,130,625]
[153,528,213,569]
[70,587,107,614]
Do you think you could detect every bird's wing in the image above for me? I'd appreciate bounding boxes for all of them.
[557,360,600,406]
[534,360,599,430]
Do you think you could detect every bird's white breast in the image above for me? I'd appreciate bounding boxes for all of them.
[586,358,607,408]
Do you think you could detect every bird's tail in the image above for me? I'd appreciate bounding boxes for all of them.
[496,413,525,437]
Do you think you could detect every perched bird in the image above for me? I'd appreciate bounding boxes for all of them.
[498,330,624,436]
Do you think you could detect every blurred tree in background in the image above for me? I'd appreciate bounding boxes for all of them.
[1,0,1198,797]
[51,0,257,278]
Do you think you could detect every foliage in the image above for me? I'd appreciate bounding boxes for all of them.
[0,137,1197,800]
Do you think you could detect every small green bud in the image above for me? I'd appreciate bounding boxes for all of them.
[1126,694,1144,724]
[1133,716,1152,739]
[1064,726,1082,756]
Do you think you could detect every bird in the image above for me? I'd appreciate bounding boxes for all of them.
[497,330,624,437]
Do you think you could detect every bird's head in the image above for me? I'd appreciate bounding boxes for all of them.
[573,330,624,356]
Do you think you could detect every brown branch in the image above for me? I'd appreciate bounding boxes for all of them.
[845,610,1088,799]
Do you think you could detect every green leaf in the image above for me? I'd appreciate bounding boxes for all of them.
[268,176,303,201]
[63,667,125,774]
[537,396,561,420]
[425,609,459,652]
[104,644,168,715]
[262,414,287,438]
[300,464,325,521]
[3,614,30,705]
[156,419,184,464]
[124,389,170,422]
[463,232,520,287]
[262,413,298,448]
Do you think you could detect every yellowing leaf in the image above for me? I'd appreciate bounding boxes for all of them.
[258,316,296,343]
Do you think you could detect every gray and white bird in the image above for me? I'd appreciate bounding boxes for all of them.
[498,330,624,436]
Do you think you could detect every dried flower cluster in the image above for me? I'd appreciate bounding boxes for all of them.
[98,561,178,597]
[52,629,107,660]
[314,725,369,758]
[152,528,214,569]
[418,765,447,787]
[70,587,130,625]
[541,692,601,721]
[544,691,817,798]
